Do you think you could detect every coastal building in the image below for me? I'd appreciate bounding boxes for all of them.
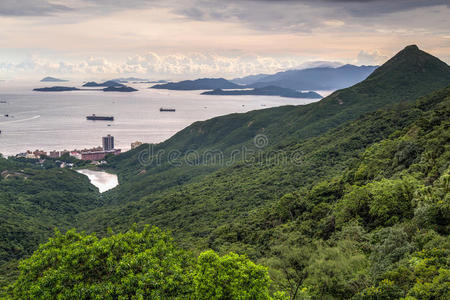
[80,135,121,161]
[81,149,121,161]
[49,151,60,158]
[131,141,143,149]
[70,151,82,160]
[102,134,114,151]
[33,150,47,157]
[15,152,27,158]
[25,152,37,159]
[20,150,47,159]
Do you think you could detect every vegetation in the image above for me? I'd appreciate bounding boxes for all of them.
[6,226,279,299]
[0,157,100,286]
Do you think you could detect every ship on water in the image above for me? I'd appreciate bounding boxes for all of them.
[160,108,176,112]
[86,114,114,121]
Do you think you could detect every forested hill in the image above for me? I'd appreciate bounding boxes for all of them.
[106,45,450,184]
[84,45,449,240]
[0,158,100,286]
[80,86,449,299]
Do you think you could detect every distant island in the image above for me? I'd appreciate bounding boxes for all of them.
[103,86,137,92]
[33,86,80,92]
[33,84,137,92]
[202,86,322,99]
[40,76,68,82]
[151,78,243,90]
[83,80,125,87]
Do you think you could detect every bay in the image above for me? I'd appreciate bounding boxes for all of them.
[0,80,327,156]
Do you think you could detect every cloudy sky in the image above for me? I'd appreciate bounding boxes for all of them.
[0,0,449,80]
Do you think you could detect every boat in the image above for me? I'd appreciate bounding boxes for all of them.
[160,108,176,112]
[86,114,114,121]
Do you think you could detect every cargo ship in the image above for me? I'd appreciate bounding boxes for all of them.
[86,114,114,121]
[160,108,176,112]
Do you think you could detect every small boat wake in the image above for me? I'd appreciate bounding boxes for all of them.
[0,115,41,124]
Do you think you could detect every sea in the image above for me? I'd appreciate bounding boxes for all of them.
[0,80,331,156]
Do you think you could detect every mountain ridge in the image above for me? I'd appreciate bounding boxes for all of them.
[232,64,378,90]
[151,78,242,90]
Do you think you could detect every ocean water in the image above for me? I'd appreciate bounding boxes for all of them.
[76,169,118,193]
[0,80,328,156]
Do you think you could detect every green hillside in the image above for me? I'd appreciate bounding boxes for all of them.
[93,45,450,238]
[76,84,449,299]
[106,45,450,183]
[0,158,100,286]
[79,85,449,241]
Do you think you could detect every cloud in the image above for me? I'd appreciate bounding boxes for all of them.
[356,50,388,65]
[2,1,448,31]
[169,0,450,33]
[0,52,332,79]
[315,0,449,16]
[0,0,71,16]
[0,0,448,79]
[122,52,318,78]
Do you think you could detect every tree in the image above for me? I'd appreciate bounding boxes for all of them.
[193,250,274,299]
[7,226,193,299]
[7,226,280,299]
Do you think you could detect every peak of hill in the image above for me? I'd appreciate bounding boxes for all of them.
[363,44,450,87]
[151,78,242,90]
[325,45,450,112]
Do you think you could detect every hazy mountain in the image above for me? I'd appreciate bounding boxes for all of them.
[151,78,242,90]
[40,76,68,82]
[202,86,322,98]
[83,80,125,87]
[233,64,378,90]
[294,60,344,69]
[232,61,344,85]
[231,74,271,85]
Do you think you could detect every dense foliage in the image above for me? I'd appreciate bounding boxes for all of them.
[6,226,278,299]
[0,158,99,286]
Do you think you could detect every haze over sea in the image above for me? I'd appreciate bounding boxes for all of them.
[0,80,328,156]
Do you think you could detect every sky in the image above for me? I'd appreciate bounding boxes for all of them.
[0,0,449,80]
